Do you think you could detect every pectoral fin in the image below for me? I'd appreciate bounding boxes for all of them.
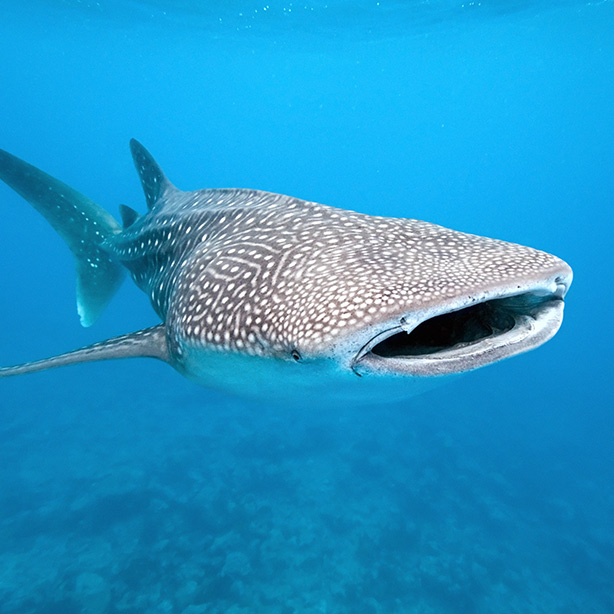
[0,325,168,378]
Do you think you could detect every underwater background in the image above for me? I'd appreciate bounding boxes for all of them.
[0,1,613,612]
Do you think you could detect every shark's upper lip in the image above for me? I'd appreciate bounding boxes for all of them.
[351,271,571,377]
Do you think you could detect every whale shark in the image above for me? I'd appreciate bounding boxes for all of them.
[0,141,572,402]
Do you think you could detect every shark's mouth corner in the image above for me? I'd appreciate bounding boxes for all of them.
[352,287,568,377]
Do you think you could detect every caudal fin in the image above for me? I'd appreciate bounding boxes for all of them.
[0,149,125,326]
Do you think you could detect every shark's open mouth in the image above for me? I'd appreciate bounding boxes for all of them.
[353,288,568,376]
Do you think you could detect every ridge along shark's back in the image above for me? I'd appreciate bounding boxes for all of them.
[0,140,572,405]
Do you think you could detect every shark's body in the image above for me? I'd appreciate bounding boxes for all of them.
[0,141,572,403]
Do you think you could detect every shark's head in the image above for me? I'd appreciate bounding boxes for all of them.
[318,219,572,378]
[165,197,572,400]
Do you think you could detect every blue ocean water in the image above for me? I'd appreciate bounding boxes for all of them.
[0,1,613,612]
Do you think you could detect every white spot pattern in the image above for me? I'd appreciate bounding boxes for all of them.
[107,187,566,361]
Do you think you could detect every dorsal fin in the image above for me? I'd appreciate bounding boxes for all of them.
[129,139,174,210]
[0,325,169,378]
[119,204,140,228]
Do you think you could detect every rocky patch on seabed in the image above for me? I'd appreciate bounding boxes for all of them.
[0,375,613,614]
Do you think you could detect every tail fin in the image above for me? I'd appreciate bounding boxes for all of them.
[0,149,125,327]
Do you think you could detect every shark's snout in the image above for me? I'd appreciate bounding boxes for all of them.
[352,263,572,378]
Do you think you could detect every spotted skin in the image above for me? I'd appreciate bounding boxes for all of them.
[108,184,566,368]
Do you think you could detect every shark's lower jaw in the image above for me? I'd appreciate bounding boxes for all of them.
[352,287,568,377]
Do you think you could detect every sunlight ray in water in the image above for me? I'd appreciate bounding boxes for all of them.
[41,0,590,37]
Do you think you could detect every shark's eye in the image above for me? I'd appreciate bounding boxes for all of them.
[291,349,301,362]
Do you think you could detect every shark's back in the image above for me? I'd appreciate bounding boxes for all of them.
[109,187,301,317]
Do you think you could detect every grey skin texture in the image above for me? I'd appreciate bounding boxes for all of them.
[0,141,572,404]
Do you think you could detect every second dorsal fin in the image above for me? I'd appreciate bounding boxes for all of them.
[119,204,140,228]
[129,139,176,210]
